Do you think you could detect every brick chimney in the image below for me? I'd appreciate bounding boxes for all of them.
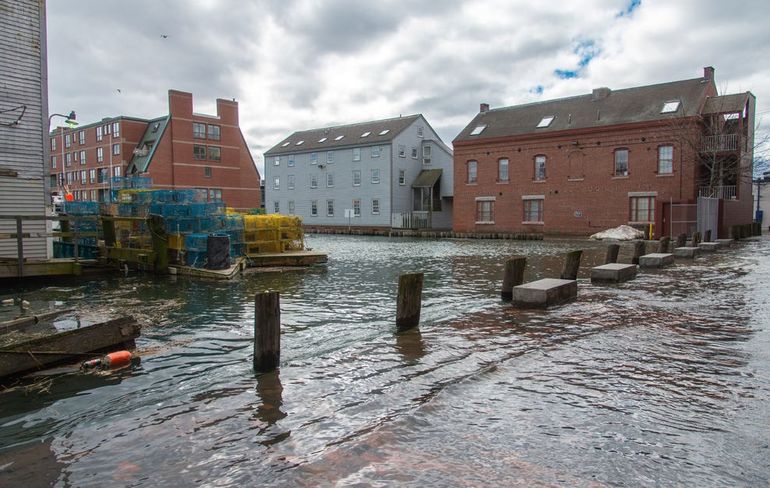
[591,87,611,101]
[703,66,714,81]
[480,103,489,113]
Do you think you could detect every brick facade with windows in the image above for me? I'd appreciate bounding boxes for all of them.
[49,90,261,210]
[453,67,756,238]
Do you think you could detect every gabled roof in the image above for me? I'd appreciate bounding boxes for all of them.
[702,93,749,114]
[127,115,170,173]
[265,114,421,156]
[454,77,714,143]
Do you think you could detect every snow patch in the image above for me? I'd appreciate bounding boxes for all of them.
[590,225,644,241]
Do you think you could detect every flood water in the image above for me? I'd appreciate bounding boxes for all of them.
[1,235,769,486]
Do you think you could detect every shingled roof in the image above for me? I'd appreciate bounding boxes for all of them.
[265,114,421,156]
[454,76,714,143]
[702,93,749,114]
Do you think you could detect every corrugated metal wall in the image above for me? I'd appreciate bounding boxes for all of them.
[0,0,49,259]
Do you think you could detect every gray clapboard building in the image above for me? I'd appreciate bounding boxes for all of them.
[264,114,453,230]
[0,0,50,259]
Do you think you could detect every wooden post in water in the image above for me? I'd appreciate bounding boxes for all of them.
[501,256,526,301]
[692,231,701,247]
[704,229,712,242]
[396,273,423,331]
[560,250,582,280]
[102,215,116,248]
[147,214,169,273]
[658,236,671,253]
[15,217,23,278]
[254,292,281,372]
[605,244,620,264]
[675,233,687,248]
[632,240,646,265]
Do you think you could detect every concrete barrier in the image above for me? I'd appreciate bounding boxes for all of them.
[639,253,675,268]
[513,278,577,308]
[674,247,699,258]
[715,239,734,248]
[698,242,719,252]
[590,263,638,284]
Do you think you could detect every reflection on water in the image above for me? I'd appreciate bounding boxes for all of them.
[0,235,769,486]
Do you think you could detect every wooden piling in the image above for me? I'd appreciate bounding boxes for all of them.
[501,257,526,301]
[147,214,169,273]
[703,229,712,242]
[657,236,671,253]
[560,250,583,280]
[605,244,620,264]
[675,233,687,248]
[101,215,116,248]
[692,231,701,247]
[396,273,423,331]
[254,291,281,372]
[631,240,646,265]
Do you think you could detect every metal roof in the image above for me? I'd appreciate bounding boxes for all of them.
[455,77,714,143]
[411,169,442,188]
[264,114,422,156]
[127,115,170,173]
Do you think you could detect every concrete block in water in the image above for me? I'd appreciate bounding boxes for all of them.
[715,239,734,249]
[513,278,577,308]
[639,253,675,268]
[674,247,699,258]
[698,242,719,252]
[591,263,637,283]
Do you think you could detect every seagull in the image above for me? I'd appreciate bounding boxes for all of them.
[116,89,121,93]
[160,34,169,39]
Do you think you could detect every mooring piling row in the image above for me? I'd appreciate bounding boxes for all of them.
[501,256,526,301]
[396,272,424,332]
[631,240,646,265]
[560,250,583,280]
[605,244,620,264]
[254,291,281,373]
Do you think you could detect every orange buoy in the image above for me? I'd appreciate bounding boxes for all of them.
[65,192,74,202]
[103,350,133,369]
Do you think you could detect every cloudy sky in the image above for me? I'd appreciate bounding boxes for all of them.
[47,0,770,175]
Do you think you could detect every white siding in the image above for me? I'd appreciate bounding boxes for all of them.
[0,177,47,259]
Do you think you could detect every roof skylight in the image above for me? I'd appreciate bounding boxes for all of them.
[469,124,487,136]
[335,135,344,141]
[379,129,390,136]
[361,131,371,137]
[318,137,327,143]
[281,141,291,147]
[295,140,304,146]
[661,101,680,113]
[536,116,555,128]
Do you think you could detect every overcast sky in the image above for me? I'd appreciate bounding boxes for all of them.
[47,0,770,175]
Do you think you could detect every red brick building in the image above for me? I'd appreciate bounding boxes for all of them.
[452,67,756,238]
[49,90,261,210]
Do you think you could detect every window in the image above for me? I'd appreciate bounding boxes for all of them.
[89,169,96,183]
[73,151,79,164]
[204,167,212,178]
[326,199,334,217]
[353,148,361,161]
[194,145,206,160]
[372,198,380,215]
[66,172,72,184]
[523,198,544,223]
[371,169,380,184]
[361,131,371,138]
[66,153,72,166]
[51,138,56,151]
[208,124,220,140]
[614,149,629,176]
[378,129,390,136]
[281,141,290,147]
[80,150,86,164]
[90,190,97,201]
[371,146,381,158]
[295,140,304,146]
[152,122,160,133]
[288,155,295,167]
[104,123,110,135]
[467,160,477,183]
[113,166,121,177]
[398,145,406,157]
[112,143,120,156]
[470,124,487,136]
[422,145,431,165]
[411,147,418,159]
[98,168,107,183]
[318,137,327,143]
[334,135,344,141]
[630,196,655,223]
[51,156,57,169]
[398,169,405,185]
[327,151,334,164]
[80,170,87,183]
[476,199,495,223]
[274,201,280,213]
[96,126,103,141]
[112,122,120,137]
[193,123,206,139]
[65,134,71,148]
[311,200,318,216]
[288,200,295,215]
[310,153,318,164]
[310,174,318,189]
[353,199,361,217]
[326,172,334,187]
[274,156,280,166]
[658,145,673,174]
[534,155,546,181]
[536,115,555,128]
[417,126,424,138]
[208,146,221,161]
[209,189,223,201]
[79,130,85,144]
[498,158,509,182]
[661,101,680,113]
[353,170,361,186]
[273,176,280,189]
[97,147,104,162]
[288,175,295,190]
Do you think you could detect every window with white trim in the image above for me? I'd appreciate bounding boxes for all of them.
[371,169,380,184]
[113,166,121,177]
[476,199,494,223]
[534,155,546,181]
[411,147,418,159]
[467,160,477,183]
[398,169,405,185]
[498,158,509,182]
[97,147,104,162]
[112,143,120,156]
[371,146,381,158]
[311,200,318,216]
[274,156,280,166]
[353,199,361,217]
[417,126,424,138]
[79,130,85,145]
[614,149,629,176]
[288,174,295,190]
[274,201,280,213]
[523,198,544,223]
[353,148,361,161]
[372,199,380,215]
[326,172,334,187]
[112,122,120,137]
[193,123,206,139]
[310,152,318,164]
[422,145,431,165]
[327,151,334,164]
[630,196,655,223]
[51,155,57,169]
[288,155,295,167]
[204,166,212,178]
[66,153,72,166]
[352,170,361,186]
[288,200,295,215]
[89,169,96,183]
[273,176,280,189]
[51,138,56,151]
[326,199,334,217]
[398,145,406,157]
[310,174,318,189]
[96,126,103,141]
[658,145,673,174]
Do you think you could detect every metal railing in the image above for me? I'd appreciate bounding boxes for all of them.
[698,185,737,199]
[391,212,430,230]
[702,133,739,152]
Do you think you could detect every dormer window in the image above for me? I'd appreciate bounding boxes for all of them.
[295,140,304,146]
[661,101,680,113]
[536,116,555,128]
[281,141,291,147]
[361,131,371,138]
[470,124,487,136]
[318,137,327,143]
[378,129,390,136]
[335,135,344,141]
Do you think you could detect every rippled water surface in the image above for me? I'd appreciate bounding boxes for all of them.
[1,235,769,486]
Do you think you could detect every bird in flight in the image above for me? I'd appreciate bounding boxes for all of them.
[160,34,169,39]
[116,89,122,94]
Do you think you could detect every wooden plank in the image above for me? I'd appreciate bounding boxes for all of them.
[0,309,75,335]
